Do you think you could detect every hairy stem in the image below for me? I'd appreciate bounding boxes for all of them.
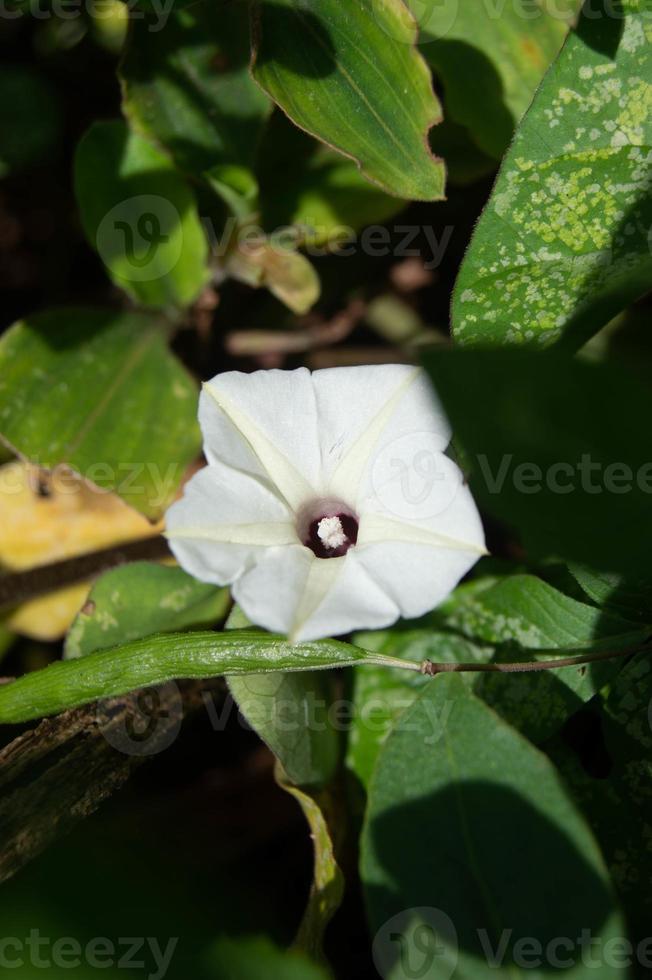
[420,644,647,676]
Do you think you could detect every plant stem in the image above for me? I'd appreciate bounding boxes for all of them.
[420,644,647,676]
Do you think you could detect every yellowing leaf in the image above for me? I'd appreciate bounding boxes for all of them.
[0,462,161,640]
[226,241,321,314]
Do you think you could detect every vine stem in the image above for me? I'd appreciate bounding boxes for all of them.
[420,644,646,676]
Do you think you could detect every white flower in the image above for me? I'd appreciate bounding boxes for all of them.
[165,365,486,642]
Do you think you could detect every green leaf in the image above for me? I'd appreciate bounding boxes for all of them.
[251,0,445,200]
[74,120,208,308]
[451,572,641,741]
[206,936,332,980]
[65,562,230,659]
[452,0,652,348]
[362,674,626,978]
[424,348,652,574]
[0,308,201,519]
[257,112,404,245]
[441,574,648,651]
[121,0,271,177]
[549,652,652,944]
[228,671,340,788]
[416,0,571,158]
[347,629,483,789]
[569,562,652,624]
[0,631,416,724]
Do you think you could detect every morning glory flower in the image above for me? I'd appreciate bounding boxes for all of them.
[165,365,486,642]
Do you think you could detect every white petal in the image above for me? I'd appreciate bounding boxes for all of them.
[291,551,400,642]
[200,368,321,511]
[355,483,487,619]
[314,365,451,507]
[232,548,399,643]
[354,540,481,620]
[165,463,296,586]
[358,450,486,553]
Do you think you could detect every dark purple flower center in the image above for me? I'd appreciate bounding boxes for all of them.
[305,512,359,559]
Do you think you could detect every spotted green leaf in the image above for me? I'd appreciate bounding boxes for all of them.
[65,562,230,659]
[74,120,209,309]
[453,0,652,348]
[0,308,200,519]
[251,0,445,200]
[440,574,648,651]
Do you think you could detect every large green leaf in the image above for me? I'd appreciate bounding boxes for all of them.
[424,348,652,574]
[441,574,648,651]
[251,0,445,200]
[229,671,340,788]
[347,629,483,789]
[0,631,417,724]
[440,574,647,743]
[0,308,200,519]
[415,0,570,158]
[74,120,208,308]
[65,562,229,659]
[121,0,271,178]
[347,572,643,783]
[362,675,626,978]
[453,0,652,348]
[568,562,652,623]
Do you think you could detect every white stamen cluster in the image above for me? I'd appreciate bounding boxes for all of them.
[317,515,347,550]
